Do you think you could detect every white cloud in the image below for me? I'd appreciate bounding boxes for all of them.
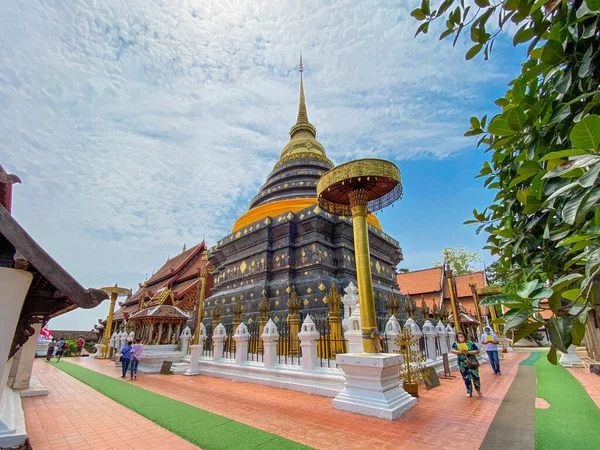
[0,0,512,329]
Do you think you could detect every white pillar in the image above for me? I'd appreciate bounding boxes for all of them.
[342,282,358,331]
[447,324,456,348]
[298,316,319,371]
[174,323,181,344]
[93,343,103,358]
[345,301,363,353]
[184,345,202,376]
[212,323,226,361]
[435,321,448,356]
[167,323,173,344]
[10,323,42,391]
[109,332,117,349]
[234,323,250,364]
[0,268,33,448]
[559,345,584,367]
[422,320,436,361]
[127,331,135,343]
[261,319,279,368]
[385,315,401,353]
[179,326,191,355]
[157,323,163,345]
[404,318,422,354]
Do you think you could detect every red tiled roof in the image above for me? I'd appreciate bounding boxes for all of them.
[396,268,442,296]
[145,242,205,285]
[443,271,486,299]
[113,303,141,321]
[173,278,200,298]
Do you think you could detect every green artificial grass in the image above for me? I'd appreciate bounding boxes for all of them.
[533,353,600,450]
[520,351,542,366]
[51,361,311,450]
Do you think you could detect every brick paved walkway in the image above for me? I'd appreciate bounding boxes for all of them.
[23,361,199,450]
[56,352,528,450]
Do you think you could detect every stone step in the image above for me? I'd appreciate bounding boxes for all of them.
[170,362,190,374]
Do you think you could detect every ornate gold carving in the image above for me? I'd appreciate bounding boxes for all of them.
[240,260,247,274]
[386,290,400,319]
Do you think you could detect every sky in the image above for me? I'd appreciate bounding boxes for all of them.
[0,0,524,331]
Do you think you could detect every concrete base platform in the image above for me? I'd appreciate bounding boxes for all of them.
[332,353,417,420]
[0,387,27,448]
[17,376,49,398]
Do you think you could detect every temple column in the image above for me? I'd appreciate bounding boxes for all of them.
[147,324,153,344]
[174,323,181,344]
[436,321,449,356]
[167,323,173,344]
[9,323,43,392]
[157,323,163,345]
[287,289,301,357]
[327,281,344,354]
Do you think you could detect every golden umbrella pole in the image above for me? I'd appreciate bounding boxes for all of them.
[469,282,484,336]
[317,158,403,354]
[193,249,211,345]
[100,284,131,358]
[349,189,378,353]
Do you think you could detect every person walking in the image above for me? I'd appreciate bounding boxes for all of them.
[56,339,68,362]
[46,339,56,362]
[480,326,501,375]
[451,331,482,397]
[130,339,144,380]
[76,336,85,356]
[120,341,134,378]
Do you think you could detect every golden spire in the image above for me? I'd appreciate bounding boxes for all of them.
[290,54,316,139]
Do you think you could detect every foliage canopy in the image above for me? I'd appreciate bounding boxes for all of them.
[432,245,483,274]
[412,0,600,363]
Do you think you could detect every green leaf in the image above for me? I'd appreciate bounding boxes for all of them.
[411,8,426,20]
[504,308,534,332]
[540,149,588,162]
[514,321,544,343]
[513,25,535,46]
[556,234,597,248]
[570,115,600,150]
[523,196,542,214]
[488,117,516,136]
[562,288,581,301]
[494,98,509,107]
[587,0,600,11]
[562,191,587,225]
[470,116,480,129]
[466,43,483,60]
[552,273,584,291]
[517,280,539,298]
[547,316,568,353]
[547,345,557,364]
[572,318,586,346]
[578,163,600,188]
[474,0,490,7]
[512,80,526,103]
[507,107,528,131]
[531,287,553,299]
[541,40,565,65]
[531,173,545,200]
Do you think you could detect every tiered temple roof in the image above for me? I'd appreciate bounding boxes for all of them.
[110,242,212,327]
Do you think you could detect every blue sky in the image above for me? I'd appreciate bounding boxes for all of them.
[0,0,524,330]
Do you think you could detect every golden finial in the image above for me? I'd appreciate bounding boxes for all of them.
[290,54,316,139]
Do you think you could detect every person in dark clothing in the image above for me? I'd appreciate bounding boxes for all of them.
[46,339,56,362]
[120,341,134,378]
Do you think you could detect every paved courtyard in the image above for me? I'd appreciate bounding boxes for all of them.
[23,353,535,450]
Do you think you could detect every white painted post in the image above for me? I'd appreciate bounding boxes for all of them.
[447,324,456,348]
[119,331,127,350]
[185,345,202,376]
[422,320,436,361]
[179,326,191,355]
[385,315,401,353]
[109,332,117,350]
[435,321,448,356]
[404,318,422,354]
[212,323,226,361]
[127,331,135,343]
[234,323,250,364]
[298,316,319,371]
[342,282,359,331]
[345,301,363,353]
[261,319,279,368]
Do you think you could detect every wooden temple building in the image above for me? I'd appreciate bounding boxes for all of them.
[205,58,406,328]
[107,242,213,344]
[0,163,107,447]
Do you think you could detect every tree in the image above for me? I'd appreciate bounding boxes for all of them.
[433,246,482,274]
[485,260,511,286]
[397,268,411,273]
[412,0,600,363]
